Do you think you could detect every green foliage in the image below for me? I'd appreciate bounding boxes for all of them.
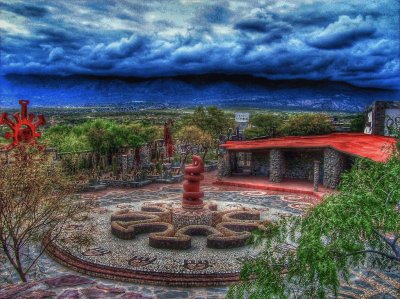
[278,113,333,136]
[44,125,90,152]
[245,113,284,139]
[176,125,214,148]
[181,106,234,138]
[229,145,400,298]
[350,113,365,132]
[245,113,333,139]
[43,119,161,154]
[176,125,214,160]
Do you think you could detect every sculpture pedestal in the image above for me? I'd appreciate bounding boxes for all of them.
[172,208,213,229]
[182,195,204,210]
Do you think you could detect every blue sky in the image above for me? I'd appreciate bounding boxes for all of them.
[1,0,399,89]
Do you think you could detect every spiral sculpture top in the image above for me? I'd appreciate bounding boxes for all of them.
[182,155,205,209]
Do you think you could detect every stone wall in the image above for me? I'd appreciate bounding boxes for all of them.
[323,148,345,188]
[251,152,269,176]
[269,149,284,182]
[283,151,323,182]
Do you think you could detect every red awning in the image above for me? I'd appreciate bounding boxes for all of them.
[221,133,397,162]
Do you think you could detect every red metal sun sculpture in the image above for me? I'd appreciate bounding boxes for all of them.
[0,100,46,151]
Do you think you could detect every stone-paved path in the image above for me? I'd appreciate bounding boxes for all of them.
[0,172,398,298]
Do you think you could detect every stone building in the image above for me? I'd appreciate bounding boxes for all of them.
[218,133,397,189]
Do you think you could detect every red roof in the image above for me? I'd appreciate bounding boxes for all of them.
[222,133,397,162]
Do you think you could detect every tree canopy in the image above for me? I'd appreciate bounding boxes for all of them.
[229,141,400,298]
[245,113,284,139]
[44,119,161,153]
[245,113,334,139]
[278,113,333,136]
[180,106,234,138]
[176,125,214,160]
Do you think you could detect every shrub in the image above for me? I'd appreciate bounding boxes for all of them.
[278,113,333,136]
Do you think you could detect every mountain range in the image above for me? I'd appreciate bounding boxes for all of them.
[1,74,399,112]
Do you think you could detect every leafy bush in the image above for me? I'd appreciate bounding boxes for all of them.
[180,106,234,138]
[229,140,400,298]
[245,113,284,139]
[44,119,161,154]
[350,113,365,132]
[176,125,214,160]
[278,113,333,136]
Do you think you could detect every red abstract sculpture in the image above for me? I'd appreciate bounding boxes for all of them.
[163,119,174,161]
[182,155,205,209]
[0,100,46,151]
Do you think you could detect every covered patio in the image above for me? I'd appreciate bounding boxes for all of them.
[216,133,397,193]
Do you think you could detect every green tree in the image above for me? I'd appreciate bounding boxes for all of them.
[182,106,234,138]
[245,113,284,139]
[176,125,214,162]
[278,113,333,136]
[350,113,366,132]
[43,125,90,152]
[83,119,160,154]
[229,142,400,298]
[85,119,116,155]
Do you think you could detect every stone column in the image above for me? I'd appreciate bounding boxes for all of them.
[323,148,345,189]
[230,151,238,173]
[121,155,128,178]
[250,153,255,175]
[217,150,231,178]
[313,160,320,192]
[269,149,284,182]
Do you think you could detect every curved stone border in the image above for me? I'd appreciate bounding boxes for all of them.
[110,206,264,250]
[44,236,242,287]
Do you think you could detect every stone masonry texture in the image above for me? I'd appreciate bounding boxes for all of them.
[323,148,345,188]
[269,149,284,182]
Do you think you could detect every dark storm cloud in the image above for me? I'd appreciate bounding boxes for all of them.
[306,16,377,49]
[36,28,80,44]
[234,15,292,43]
[0,0,399,89]
[235,19,268,32]
[0,1,48,18]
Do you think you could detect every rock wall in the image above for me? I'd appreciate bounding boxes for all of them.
[251,152,269,176]
[323,148,345,188]
[283,151,323,181]
[140,145,151,167]
[269,149,284,182]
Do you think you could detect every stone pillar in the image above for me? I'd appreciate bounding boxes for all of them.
[269,149,284,182]
[230,151,238,173]
[217,150,231,178]
[323,148,345,189]
[313,160,320,192]
[121,155,128,177]
[250,153,255,175]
